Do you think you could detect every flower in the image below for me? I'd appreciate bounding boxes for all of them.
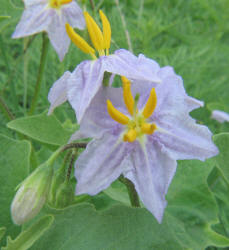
[211,110,229,123]
[12,0,85,61]
[48,10,161,122]
[71,59,218,223]
[11,162,53,225]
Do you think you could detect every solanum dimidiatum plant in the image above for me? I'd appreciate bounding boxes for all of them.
[2,1,229,249]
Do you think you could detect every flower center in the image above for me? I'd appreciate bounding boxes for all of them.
[65,10,111,59]
[107,77,157,143]
[49,0,72,9]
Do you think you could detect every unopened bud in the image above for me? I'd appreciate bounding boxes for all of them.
[55,180,74,208]
[11,163,53,225]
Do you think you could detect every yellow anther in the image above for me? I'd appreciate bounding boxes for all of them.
[121,76,134,116]
[141,123,157,134]
[142,88,157,119]
[107,100,129,125]
[84,12,105,52]
[65,23,96,58]
[99,10,111,53]
[123,129,137,142]
[60,0,72,4]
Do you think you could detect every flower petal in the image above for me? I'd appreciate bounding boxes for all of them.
[211,110,229,123]
[123,140,177,223]
[67,59,104,123]
[73,86,126,139]
[46,12,70,61]
[61,1,85,30]
[103,49,161,84]
[75,134,132,195]
[12,4,53,38]
[48,71,71,115]
[23,0,47,7]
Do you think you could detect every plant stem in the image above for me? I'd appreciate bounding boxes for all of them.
[61,142,87,152]
[28,33,49,115]
[0,95,15,121]
[119,175,140,207]
[89,0,95,10]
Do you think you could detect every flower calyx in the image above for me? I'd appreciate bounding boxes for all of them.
[107,76,157,143]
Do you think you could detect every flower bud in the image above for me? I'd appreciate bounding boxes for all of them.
[11,163,53,225]
[54,180,74,208]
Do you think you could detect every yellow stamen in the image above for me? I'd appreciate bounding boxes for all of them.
[60,0,72,4]
[65,23,96,58]
[107,100,129,125]
[99,10,111,53]
[142,88,157,119]
[123,129,137,142]
[121,76,134,116]
[84,12,105,52]
[141,123,157,134]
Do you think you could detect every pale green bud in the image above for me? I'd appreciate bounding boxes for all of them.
[55,180,74,208]
[11,163,53,225]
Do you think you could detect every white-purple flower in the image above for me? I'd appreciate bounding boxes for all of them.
[12,0,85,61]
[48,11,161,122]
[71,59,218,223]
[211,110,229,123]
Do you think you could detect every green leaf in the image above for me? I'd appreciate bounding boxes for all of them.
[213,132,229,184]
[0,135,31,244]
[7,112,72,146]
[2,215,53,250]
[29,159,229,250]
[0,228,6,242]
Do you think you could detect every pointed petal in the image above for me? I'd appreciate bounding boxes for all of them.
[67,59,104,123]
[46,13,70,61]
[123,140,177,223]
[73,87,126,139]
[146,72,218,161]
[75,134,132,195]
[48,71,71,115]
[103,49,161,84]
[12,5,53,38]
[211,110,229,123]
[23,0,47,7]
[61,1,85,30]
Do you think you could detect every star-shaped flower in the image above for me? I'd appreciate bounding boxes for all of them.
[12,0,85,61]
[48,10,161,122]
[71,60,218,223]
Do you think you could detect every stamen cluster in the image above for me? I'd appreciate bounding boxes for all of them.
[66,10,111,59]
[49,0,72,9]
[107,77,157,143]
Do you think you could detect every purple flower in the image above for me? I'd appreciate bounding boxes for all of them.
[12,0,85,61]
[71,59,218,223]
[48,11,161,122]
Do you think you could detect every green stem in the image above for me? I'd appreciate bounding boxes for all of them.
[28,33,49,115]
[119,175,140,207]
[0,95,15,121]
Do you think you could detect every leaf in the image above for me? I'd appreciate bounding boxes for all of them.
[103,180,130,206]
[7,112,72,146]
[0,228,6,242]
[29,159,229,250]
[213,133,229,184]
[2,215,53,250]
[0,135,31,244]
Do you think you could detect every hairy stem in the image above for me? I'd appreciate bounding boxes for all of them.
[61,142,87,152]
[28,33,49,115]
[119,175,140,207]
